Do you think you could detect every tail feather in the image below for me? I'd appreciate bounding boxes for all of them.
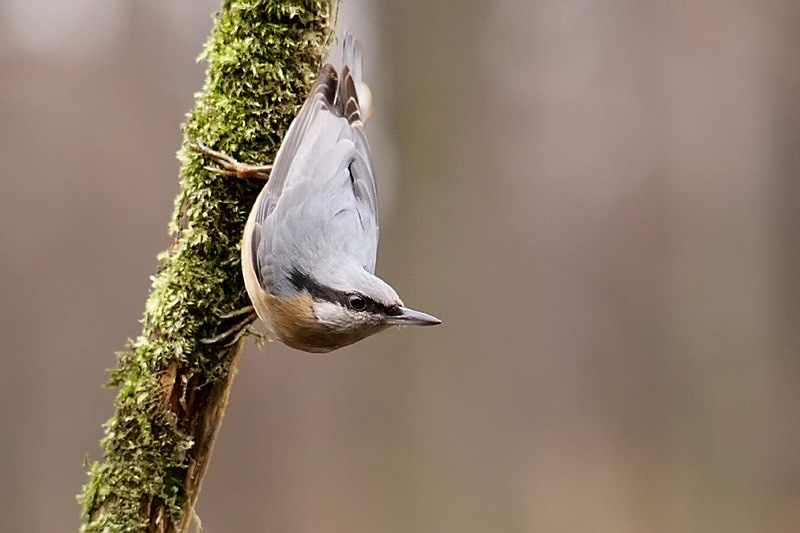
[338,30,373,123]
[342,30,364,84]
[338,65,362,124]
[315,64,338,106]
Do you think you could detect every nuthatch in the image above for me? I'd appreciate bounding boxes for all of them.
[193,32,440,352]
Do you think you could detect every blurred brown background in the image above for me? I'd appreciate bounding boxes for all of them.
[2,0,799,531]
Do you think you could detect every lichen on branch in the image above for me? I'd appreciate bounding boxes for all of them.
[78,1,335,531]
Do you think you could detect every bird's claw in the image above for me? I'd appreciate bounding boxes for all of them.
[189,140,272,180]
[200,307,258,346]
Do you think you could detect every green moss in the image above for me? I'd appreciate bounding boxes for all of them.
[78,1,335,530]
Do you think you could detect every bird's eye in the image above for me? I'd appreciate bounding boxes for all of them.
[348,294,367,311]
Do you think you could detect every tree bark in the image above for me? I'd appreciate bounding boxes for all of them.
[78,1,336,530]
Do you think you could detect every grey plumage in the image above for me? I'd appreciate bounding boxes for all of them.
[233,31,439,352]
[250,45,378,299]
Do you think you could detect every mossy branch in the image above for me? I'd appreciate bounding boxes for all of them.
[78,1,336,531]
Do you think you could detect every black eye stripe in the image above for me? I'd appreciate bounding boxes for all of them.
[288,269,401,316]
[383,304,403,316]
[352,294,398,316]
[289,269,348,305]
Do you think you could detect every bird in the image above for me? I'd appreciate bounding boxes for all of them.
[192,31,440,352]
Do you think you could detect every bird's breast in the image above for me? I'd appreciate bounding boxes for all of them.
[253,291,337,353]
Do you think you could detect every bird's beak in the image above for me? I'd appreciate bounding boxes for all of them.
[385,307,442,326]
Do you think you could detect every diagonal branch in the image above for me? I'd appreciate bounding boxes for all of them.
[78,1,336,531]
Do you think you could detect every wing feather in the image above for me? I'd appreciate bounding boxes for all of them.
[255,65,338,225]
[249,33,379,294]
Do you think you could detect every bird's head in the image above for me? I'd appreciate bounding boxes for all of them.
[275,258,440,352]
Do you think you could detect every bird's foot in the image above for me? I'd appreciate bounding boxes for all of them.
[188,141,272,180]
[200,306,258,347]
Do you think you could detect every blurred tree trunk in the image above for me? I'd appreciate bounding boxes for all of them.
[78,1,335,531]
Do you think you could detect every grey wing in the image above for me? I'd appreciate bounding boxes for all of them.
[263,32,370,222]
[248,65,339,291]
[255,65,338,225]
[347,125,379,272]
[250,50,379,293]
[256,122,379,294]
[336,33,379,271]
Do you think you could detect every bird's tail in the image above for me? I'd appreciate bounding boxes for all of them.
[339,30,374,123]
